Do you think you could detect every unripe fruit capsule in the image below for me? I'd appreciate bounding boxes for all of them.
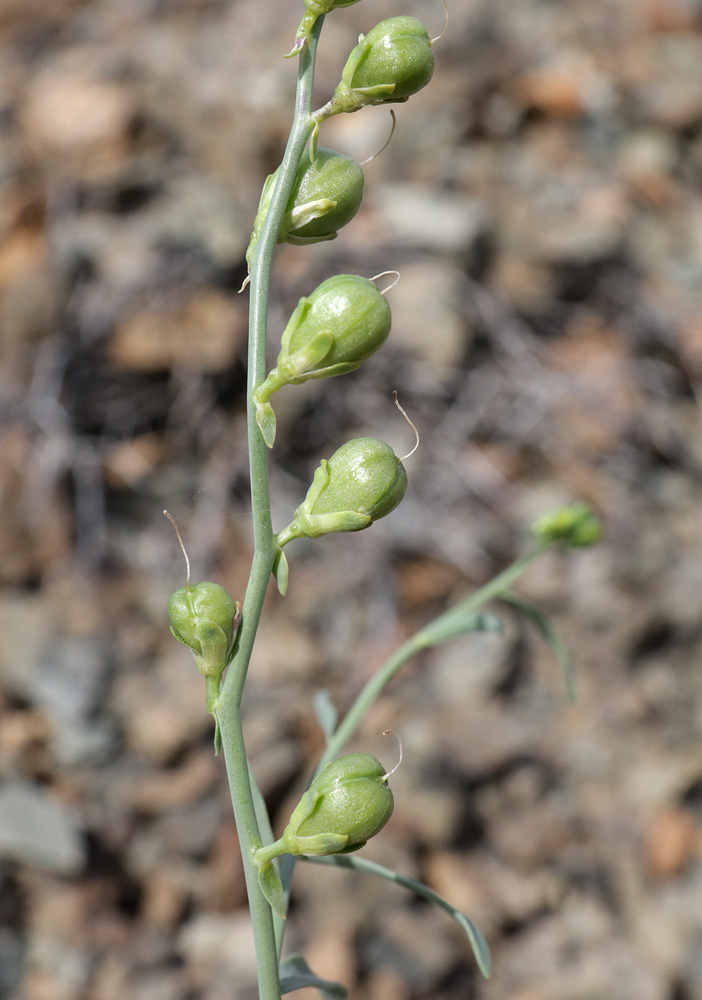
[168,582,238,677]
[346,16,435,104]
[311,437,407,523]
[289,753,394,852]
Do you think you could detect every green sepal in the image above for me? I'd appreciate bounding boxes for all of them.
[303,460,330,508]
[245,171,277,270]
[340,36,371,89]
[281,329,334,377]
[309,119,321,162]
[280,296,313,355]
[257,860,287,919]
[287,359,360,384]
[285,198,337,233]
[193,619,230,677]
[288,832,349,856]
[272,547,290,596]
[279,954,348,1000]
[298,510,372,537]
[287,786,322,833]
[336,839,366,854]
[284,232,338,247]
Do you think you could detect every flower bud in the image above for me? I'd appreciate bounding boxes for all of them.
[252,275,392,447]
[246,149,364,269]
[315,16,435,124]
[531,503,602,548]
[168,582,238,678]
[275,437,408,546]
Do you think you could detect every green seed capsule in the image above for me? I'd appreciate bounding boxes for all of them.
[286,274,391,367]
[168,582,238,678]
[312,437,407,522]
[287,148,365,239]
[286,753,394,854]
[314,15,435,125]
[276,437,408,546]
[252,275,392,448]
[246,149,364,269]
[346,17,435,103]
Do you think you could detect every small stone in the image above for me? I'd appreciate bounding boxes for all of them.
[108,290,245,373]
[368,183,487,254]
[0,783,84,875]
[645,807,696,878]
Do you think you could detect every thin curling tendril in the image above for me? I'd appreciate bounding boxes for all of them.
[392,390,420,461]
[370,270,401,295]
[164,509,191,588]
[382,729,403,781]
[360,110,397,165]
[431,0,449,45]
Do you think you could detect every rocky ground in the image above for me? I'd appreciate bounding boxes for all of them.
[1,0,702,998]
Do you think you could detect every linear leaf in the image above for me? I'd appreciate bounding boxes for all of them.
[279,954,348,999]
[502,591,576,701]
[418,610,503,649]
[313,689,338,742]
[304,854,491,979]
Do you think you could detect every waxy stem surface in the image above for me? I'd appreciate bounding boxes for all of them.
[215,20,323,1000]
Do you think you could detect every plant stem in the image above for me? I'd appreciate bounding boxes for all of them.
[276,543,549,935]
[216,21,322,1000]
[318,543,547,771]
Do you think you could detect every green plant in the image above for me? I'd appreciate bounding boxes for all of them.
[166,6,602,998]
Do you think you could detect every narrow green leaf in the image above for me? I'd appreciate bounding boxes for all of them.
[303,855,491,980]
[258,861,287,920]
[502,591,576,702]
[279,954,348,999]
[313,689,337,742]
[418,610,503,649]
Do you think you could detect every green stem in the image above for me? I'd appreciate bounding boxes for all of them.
[216,21,322,1000]
[276,543,549,933]
[318,543,547,771]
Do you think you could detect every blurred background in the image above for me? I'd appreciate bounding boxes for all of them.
[1,0,702,997]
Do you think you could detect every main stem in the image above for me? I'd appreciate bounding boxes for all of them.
[216,23,321,1000]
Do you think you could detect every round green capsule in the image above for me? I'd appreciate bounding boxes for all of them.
[275,437,408,547]
[288,753,394,853]
[167,581,238,678]
[345,16,435,104]
[311,437,407,523]
[287,148,365,240]
[246,149,365,270]
[252,275,392,448]
[286,274,391,370]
